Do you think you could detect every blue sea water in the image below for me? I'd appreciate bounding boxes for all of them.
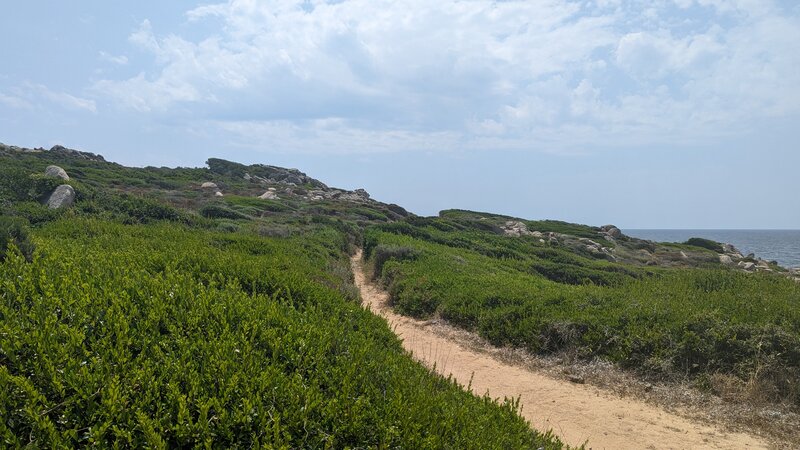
[624,230,800,269]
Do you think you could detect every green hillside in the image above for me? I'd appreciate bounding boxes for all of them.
[0,146,561,448]
[364,211,800,407]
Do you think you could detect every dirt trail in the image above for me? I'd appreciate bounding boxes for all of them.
[351,250,769,450]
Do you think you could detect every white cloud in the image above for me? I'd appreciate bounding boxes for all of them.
[1,83,97,113]
[31,84,97,113]
[99,51,129,66]
[92,0,800,154]
[0,92,33,110]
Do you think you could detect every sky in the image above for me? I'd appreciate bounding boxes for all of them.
[1,0,799,228]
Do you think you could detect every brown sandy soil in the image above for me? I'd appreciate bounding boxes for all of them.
[351,250,770,450]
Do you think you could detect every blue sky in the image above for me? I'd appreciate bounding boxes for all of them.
[1,0,799,228]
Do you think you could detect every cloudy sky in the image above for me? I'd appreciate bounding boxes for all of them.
[1,0,799,228]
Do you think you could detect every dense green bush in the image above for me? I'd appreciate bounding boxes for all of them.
[0,216,34,262]
[684,237,725,253]
[8,201,64,225]
[371,245,420,279]
[0,169,64,203]
[0,219,559,448]
[200,203,250,220]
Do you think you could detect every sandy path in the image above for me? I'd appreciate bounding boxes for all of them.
[351,251,769,450]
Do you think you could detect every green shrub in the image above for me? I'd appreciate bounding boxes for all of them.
[200,203,250,220]
[0,216,34,262]
[684,237,724,253]
[371,245,419,279]
[215,220,240,233]
[0,219,557,448]
[10,201,64,225]
[0,169,63,203]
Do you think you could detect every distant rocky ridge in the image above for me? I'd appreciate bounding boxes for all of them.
[500,219,794,277]
[0,142,106,162]
[206,157,408,215]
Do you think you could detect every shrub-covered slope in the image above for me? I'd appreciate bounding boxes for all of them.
[0,146,561,448]
[365,213,800,407]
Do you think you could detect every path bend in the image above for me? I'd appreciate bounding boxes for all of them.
[351,250,768,450]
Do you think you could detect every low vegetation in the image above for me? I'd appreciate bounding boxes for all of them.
[0,148,563,448]
[365,214,800,407]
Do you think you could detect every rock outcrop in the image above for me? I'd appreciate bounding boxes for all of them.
[600,225,623,239]
[502,221,533,237]
[44,165,69,180]
[1,143,104,162]
[201,182,218,189]
[208,158,327,189]
[46,185,75,209]
[49,145,106,162]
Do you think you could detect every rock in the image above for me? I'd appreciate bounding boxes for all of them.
[719,255,734,265]
[578,238,602,247]
[46,185,75,209]
[680,251,689,260]
[601,225,622,239]
[259,190,278,200]
[738,262,756,271]
[338,190,371,202]
[201,182,218,189]
[44,165,69,180]
[243,173,252,181]
[756,260,770,269]
[503,221,531,237]
[721,243,742,256]
[49,145,105,162]
[215,191,224,197]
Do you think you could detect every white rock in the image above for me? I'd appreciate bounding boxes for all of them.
[215,191,224,197]
[719,255,734,265]
[259,191,278,200]
[201,182,218,189]
[46,185,75,209]
[44,165,69,180]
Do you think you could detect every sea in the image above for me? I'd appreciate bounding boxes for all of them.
[624,230,800,269]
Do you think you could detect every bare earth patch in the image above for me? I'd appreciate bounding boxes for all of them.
[352,250,783,449]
